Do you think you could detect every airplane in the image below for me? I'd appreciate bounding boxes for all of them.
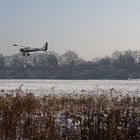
[13,42,48,56]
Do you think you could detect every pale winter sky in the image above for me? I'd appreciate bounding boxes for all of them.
[0,0,140,60]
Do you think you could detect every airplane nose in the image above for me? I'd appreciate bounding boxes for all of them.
[20,48,24,52]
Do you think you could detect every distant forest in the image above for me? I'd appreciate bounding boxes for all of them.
[0,50,140,79]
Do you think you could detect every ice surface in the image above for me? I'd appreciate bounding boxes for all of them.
[0,80,140,93]
[0,79,140,95]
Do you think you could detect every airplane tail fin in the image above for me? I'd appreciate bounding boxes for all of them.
[41,42,48,51]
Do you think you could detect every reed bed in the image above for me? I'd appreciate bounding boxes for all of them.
[0,88,139,140]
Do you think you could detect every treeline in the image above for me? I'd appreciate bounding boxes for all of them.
[0,50,140,79]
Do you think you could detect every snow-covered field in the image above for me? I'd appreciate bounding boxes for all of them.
[0,80,140,139]
[0,79,140,95]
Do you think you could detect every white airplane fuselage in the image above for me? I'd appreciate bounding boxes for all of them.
[13,42,48,56]
[20,48,42,53]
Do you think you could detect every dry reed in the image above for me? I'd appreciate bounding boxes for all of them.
[0,88,139,140]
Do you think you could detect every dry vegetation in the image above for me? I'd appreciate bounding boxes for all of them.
[0,88,140,140]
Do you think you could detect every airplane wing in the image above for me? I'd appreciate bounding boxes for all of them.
[13,44,31,49]
[24,47,31,49]
[13,44,18,46]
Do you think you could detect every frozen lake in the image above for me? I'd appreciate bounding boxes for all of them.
[0,80,140,94]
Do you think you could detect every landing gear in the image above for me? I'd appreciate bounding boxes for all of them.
[22,53,30,56]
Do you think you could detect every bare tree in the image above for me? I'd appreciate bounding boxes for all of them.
[60,51,84,65]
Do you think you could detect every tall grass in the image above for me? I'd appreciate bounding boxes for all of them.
[0,88,139,140]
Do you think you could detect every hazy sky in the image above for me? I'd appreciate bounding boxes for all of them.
[0,0,140,60]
